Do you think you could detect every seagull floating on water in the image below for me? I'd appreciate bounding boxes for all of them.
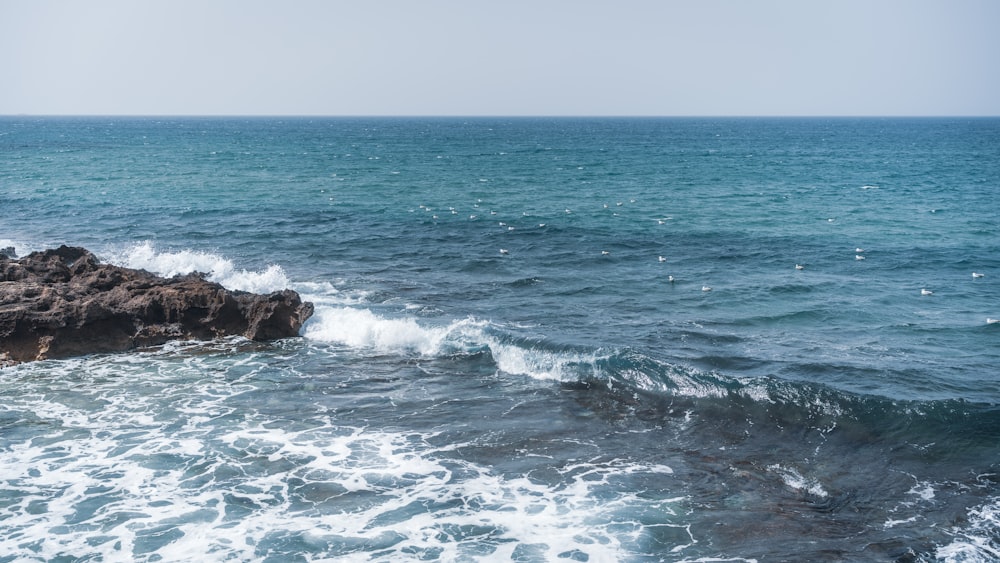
[921,289,933,296]
[987,318,999,324]
[601,250,610,256]
[795,264,804,270]
[856,255,866,260]
[499,248,509,255]
[668,275,675,283]
[659,256,667,262]
[972,272,985,278]
[856,248,865,253]
[702,286,712,292]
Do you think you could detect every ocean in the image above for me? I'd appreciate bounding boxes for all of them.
[1,116,998,562]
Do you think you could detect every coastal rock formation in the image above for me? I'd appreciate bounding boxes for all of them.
[0,246,314,365]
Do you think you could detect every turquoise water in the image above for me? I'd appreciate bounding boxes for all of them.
[1,117,999,561]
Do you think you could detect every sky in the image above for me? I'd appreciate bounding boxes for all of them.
[1,0,998,116]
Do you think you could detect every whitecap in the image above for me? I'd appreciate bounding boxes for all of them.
[303,306,475,355]
[302,307,606,383]
[106,241,290,294]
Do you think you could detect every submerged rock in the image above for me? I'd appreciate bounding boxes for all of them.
[0,246,314,365]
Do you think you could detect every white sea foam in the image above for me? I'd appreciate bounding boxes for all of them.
[908,481,936,501]
[0,352,685,562]
[766,464,828,498]
[0,237,43,257]
[105,241,291,294]
[937,496,1000,562]
[304,307,486,356]
[0,238,21,252]
[490,340,600,381]
[303,306,605,382]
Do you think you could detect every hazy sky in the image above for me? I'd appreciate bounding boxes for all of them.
[2,0,998,116]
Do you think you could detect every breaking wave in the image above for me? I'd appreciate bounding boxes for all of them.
[104,241,291,294]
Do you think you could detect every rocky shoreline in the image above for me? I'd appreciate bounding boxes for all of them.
[0,246,314,366]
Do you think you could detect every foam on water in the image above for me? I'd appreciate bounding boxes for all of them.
[0,348,687,561]
[765,464,828,499]
[303,307,481,356]
[0,237,49,258]
[303,305,608,382]
[937,496,1000,562]
[105,241,291,294]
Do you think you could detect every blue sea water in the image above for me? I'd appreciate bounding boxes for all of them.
[1,116,999,561]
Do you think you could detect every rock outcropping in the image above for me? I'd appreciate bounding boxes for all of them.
[0,246,314,365]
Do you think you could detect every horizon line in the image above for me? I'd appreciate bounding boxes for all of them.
[3,113,999,119]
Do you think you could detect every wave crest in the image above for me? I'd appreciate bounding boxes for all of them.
[106,241,291,294]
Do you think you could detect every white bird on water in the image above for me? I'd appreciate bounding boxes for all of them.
[499,248,509,255]
[601,250,610,256]
[856,255,866,260]
[973,272,985,278]
[668,275,675,283]
[702,285,712,292]
[795,264,804,270]
[659,256,667,262]
[921,288,933,296]
[987,318,999,324]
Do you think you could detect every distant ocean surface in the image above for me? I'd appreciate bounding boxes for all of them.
[2,116,999,562]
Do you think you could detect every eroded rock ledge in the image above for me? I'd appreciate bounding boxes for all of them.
[0,246,314,366]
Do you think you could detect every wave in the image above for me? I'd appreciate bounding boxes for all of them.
[0,236,48,258]
[300,305,756,401]
[103,241,291,294]
[303,306,602,381]
[299,303,1000,456]
[79,243,1000,435]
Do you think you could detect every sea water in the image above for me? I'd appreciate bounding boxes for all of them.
[1,116,998,561]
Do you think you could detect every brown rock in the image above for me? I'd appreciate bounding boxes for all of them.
[0,246,314,364]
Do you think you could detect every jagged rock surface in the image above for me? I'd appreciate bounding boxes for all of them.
[0,246,314,365]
